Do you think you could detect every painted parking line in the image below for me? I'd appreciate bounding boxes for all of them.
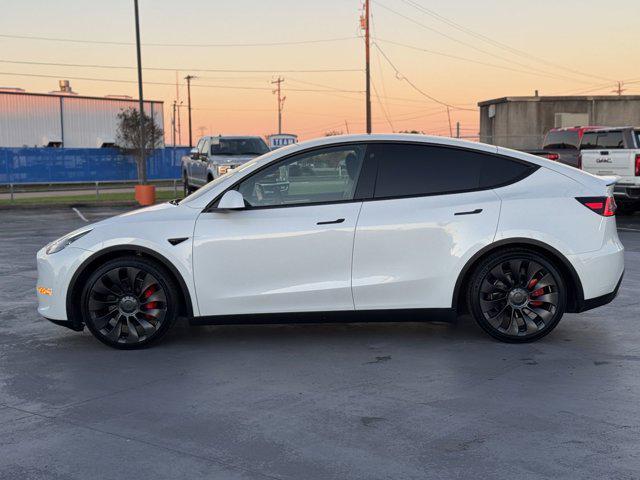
[72,207,88,223]
[618,227,640,233]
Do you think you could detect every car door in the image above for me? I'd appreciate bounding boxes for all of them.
[352,142,530,310]
[192,143,371,317]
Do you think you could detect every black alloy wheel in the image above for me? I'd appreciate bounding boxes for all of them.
[81,257,178,349]
[468,249,566,343]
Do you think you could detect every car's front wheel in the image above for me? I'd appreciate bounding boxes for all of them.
[467,248,566,343]
[183,172,192,196]
[81,256,179,349]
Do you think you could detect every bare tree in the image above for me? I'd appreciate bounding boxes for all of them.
[116,107,164,184]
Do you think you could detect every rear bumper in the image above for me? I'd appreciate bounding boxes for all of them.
[577,272,623,313]
[613,184,640,200]
[567,235,625,311]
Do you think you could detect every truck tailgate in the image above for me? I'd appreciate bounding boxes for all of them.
[581,149,637,179]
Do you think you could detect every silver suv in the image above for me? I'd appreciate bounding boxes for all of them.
[182,136,270,194]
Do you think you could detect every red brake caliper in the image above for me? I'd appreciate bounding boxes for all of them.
[528,279,544,307]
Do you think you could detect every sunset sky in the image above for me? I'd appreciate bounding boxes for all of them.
[1,0,639,142]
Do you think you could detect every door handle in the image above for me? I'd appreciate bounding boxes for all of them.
[317,218,345,225]
[454,208,483,216]
[600,151,609,155]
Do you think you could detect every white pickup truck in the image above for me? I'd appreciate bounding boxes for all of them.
[181,136,270,194]
[580,127,640,213]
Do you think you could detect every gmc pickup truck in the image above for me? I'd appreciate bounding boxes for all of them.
[526,126,605,167]
[580,127,640,212]
[182,135,270,194]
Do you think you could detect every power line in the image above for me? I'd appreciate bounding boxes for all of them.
[373,38,605,85]
[0,32,360,48]
[0,58,361,74]
[397,0,614,83]
[372,42,477,111]
[0,71,363,93]
[372,0,600,86]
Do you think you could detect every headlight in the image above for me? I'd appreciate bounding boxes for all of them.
[46,229,92,255]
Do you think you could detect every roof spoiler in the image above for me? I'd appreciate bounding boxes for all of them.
[600,175,619,187]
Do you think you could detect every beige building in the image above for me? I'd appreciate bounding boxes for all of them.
[478,95,640,150]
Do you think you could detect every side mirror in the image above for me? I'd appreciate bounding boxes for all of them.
[217,190,245,210]
[190,148,199,158]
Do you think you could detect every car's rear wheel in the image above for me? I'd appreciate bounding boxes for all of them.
[467,249,566,343]
[81,256,179,349]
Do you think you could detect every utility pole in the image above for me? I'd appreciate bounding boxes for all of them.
[456,121,460,139]
[272,77,285,134]
[133,0,146,184]
[362,0,372,134]
[613,81,625,96]
[344,120,350,134]
[185,74,196,147]
[172,101,177,147]
[446,106,453,137]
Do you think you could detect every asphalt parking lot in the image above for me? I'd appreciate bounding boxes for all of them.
[1,206,639,480]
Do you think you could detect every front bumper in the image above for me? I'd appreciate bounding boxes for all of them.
[36,245,94,323]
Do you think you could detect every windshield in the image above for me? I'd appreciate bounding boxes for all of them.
[211,138,269,156]
[179,155,265,205]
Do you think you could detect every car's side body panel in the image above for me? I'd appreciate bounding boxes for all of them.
[352,189,501,310]
[193,202,363,316]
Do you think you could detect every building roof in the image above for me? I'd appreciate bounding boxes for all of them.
[0,89,163,103]
[478,95,640,107]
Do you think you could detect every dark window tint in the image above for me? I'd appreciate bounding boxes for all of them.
[212,138,269,155]
[543,130,579,150]
[635,130,640,147]
[580,131,625,150]
[480,155,533,188]
[371,144,532,198]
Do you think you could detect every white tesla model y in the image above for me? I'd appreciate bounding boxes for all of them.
[37,134,624,349]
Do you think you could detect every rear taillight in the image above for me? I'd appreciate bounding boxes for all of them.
[544,153,560,161]
[576,196,616,217]
[577,153,582,169]
[635,153,640,176]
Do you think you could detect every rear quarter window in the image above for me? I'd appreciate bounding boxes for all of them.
[371,143,535,199]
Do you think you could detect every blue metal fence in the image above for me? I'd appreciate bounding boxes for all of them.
[0,147,190,184]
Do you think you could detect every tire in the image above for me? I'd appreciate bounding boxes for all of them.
[81,256,179,349]
[467,248,567,343]
[206,174,214,184]
[616,201,639,216]
[183,173,191,196]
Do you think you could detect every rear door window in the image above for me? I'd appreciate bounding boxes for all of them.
[370,143,534,199]
[580,131,625,150]
[543,130,579,150]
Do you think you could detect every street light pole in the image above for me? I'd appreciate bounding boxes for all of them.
[133,0,146,184]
